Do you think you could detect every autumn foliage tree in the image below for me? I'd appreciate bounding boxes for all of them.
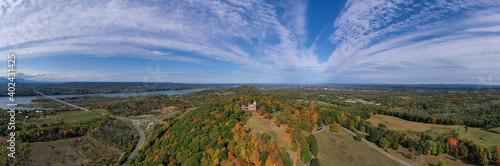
[446,138,457,147]
[330,122,341,133]
[379,137,390,149]
[494,146,500,161]
[258,106,266,116]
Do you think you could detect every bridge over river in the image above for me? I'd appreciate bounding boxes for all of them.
[33,90,90,111]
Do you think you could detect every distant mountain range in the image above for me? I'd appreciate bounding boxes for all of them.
[0,77,42,83]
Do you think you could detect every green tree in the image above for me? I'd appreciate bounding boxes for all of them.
[307,134,319,156]
[311,158,320,166]
[459,144,469,158]
[300,138,312,164]
[379,137,390,149]
[477,147,489,166]
[290,139,298,152]
[424,140,434,155]
[355,133,363,141]
[437,158,445,166]
[243,125,250,132]
[392,142,400,150]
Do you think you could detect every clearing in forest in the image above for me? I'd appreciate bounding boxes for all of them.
[246,112,297,164]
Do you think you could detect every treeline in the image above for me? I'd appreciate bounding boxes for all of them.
[375,105,500,129]
[130,96,292,166]
[17,116,137,151]
[274,87,500,129]
[90,96,187,117]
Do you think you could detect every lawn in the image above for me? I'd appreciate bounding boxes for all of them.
[29,136,123,165]
[47,111,102,123]
[489,127,500,133]
[368,115,457,133]
[368,115,500,148]
[457,127,500,148]
[315,126,402,166]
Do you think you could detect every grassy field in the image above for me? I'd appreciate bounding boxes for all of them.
[48,111,101,123]
[93,109,109,115]
[25,111,102,124]
[457,127,500,148]
[368,115,500,148]
[368,115,457,133]
[489,127,500,133]
[383,143,475,166]
[315,126,402,166]
[29,136,123,165]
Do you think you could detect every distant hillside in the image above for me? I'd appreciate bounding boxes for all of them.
[229,85,264,95]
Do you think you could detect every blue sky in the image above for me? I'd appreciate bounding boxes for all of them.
[1,0,500,84]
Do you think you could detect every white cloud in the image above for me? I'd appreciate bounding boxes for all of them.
[2,0,500,84]
[0,0,318,76]
[325,0,500,84]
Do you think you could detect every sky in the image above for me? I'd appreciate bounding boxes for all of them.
[1,0,500,84]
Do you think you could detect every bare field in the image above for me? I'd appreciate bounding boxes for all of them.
[29,136,123,165]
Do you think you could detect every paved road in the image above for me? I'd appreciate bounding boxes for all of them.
[340,126,413,166]
[124,120,146,165]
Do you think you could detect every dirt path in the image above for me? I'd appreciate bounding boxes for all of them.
[340,126,413,166]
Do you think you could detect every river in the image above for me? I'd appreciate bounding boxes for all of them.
[0,89,200,109]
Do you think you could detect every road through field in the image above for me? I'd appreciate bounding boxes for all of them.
[340,126,413,166]
[124,120,145,165]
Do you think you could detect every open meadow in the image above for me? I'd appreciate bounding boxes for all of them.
[24,110,102,124]
[315,126,402,166]
[368,115,500,148]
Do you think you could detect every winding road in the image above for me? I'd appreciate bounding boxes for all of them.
[340,126,413,166]
[124,120,146,165]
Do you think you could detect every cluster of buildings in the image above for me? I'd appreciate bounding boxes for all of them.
[345,99,381,105]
